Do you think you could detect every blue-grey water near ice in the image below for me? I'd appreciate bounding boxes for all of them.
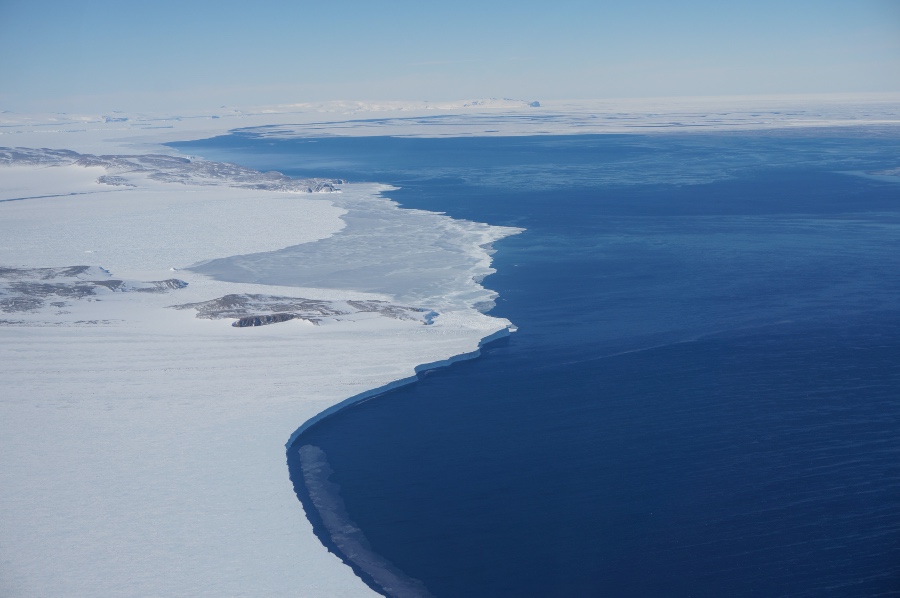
[171,131,900,597]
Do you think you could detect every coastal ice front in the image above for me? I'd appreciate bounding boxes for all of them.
[0,142,518,598]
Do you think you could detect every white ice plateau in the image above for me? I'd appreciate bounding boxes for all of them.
[0,134,518,598]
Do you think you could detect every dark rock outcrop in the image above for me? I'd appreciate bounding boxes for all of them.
[232,313,301,327]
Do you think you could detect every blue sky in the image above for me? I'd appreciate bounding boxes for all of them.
[1,0,898,111]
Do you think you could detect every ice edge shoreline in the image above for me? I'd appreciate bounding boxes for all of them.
[285,325,512,448]
[1,140,517,597]
[285,326,512,598]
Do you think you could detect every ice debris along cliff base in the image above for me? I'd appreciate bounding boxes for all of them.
[0,146,519,598]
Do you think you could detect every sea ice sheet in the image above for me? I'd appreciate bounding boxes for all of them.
[0,150,515,598]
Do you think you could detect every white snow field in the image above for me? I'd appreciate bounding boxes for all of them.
[0,95,897,597]
[0,143,517,597]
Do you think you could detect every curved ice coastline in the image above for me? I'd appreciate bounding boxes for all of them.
[286,328,511,598]
[181,173,524,597]
[168,163,523,597]
[287,326,511,447]
[166,156,524,596]
[0,145,520,598]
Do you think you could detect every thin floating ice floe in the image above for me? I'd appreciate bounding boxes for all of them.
[190,184,522,311]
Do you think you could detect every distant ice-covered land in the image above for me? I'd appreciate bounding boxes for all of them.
[4,94,900,154]
[0,95,898,597]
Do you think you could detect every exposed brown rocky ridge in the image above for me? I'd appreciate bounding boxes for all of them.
[0,265,188,314]
[0,147,344,193]
[171,293,436,327]
[0,266,439,328]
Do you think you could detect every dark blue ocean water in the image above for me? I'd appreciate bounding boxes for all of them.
[171,131,900,597]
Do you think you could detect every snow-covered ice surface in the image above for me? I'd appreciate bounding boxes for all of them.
[190,186,512,312]
[0,143,517,597]
[0,95,898,597]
